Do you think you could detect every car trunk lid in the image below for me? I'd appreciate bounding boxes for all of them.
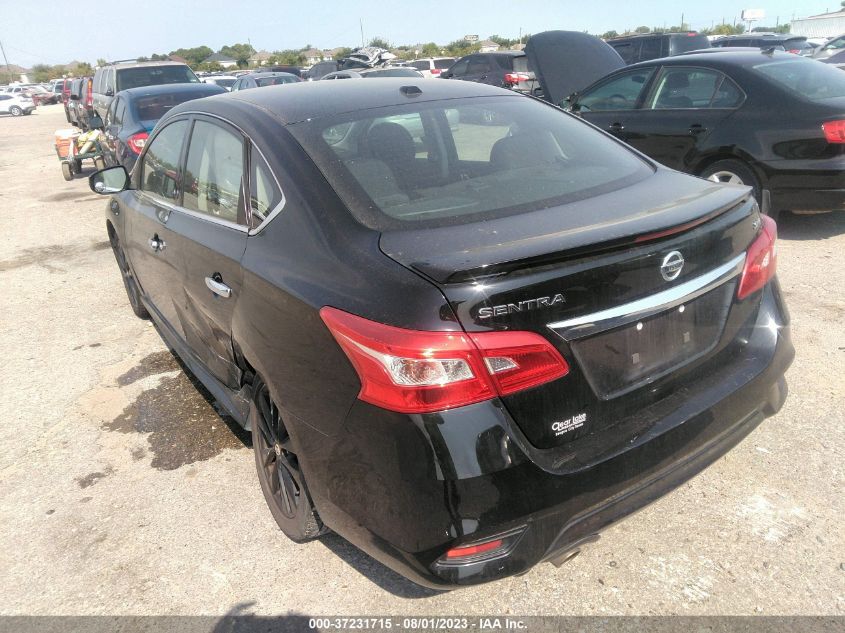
[380,171,761,449]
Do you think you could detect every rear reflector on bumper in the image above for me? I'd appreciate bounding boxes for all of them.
[320,307,569,414]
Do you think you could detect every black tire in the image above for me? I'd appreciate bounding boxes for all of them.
[110,234,149,319]
[61,162,73,181]
[94,156,106,171]
[24,110,32,116]
[251,377,327,542]
[699,159,761,205]
[9,106,22,117]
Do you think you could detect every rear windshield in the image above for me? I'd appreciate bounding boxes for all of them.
[511,56,530,72]
[363,68,422,78]
[288,95,652,230]
[116,65,199,91]
[255,75,299,87]
[434,59,455,69]
[133,91,211,125]
[753,58,845,102]
[668,34,711,55]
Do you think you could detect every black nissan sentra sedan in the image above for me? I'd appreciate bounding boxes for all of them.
[89,78,793,588]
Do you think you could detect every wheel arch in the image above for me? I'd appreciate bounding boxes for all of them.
[691,150,769,191]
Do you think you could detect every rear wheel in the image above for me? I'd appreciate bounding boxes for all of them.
[700,159,761,204]
[9,106,22,117]
[60,162,73,181]
[110,234,149,319]
[251,378,326,542]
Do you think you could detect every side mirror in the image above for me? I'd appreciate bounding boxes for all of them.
[105,88,114,97]
[90,165,130,194]
[70,94,79,101]
[440,71,453,79]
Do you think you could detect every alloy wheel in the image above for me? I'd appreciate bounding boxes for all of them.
[254,384,302,519]
[707,170,745,185]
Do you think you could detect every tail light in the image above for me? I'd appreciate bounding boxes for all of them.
[786,48,800,54]
[737,215,777,300]
[503,72,530,85]
[126,132,149,154]
[430,68,442,75]
[85,79,93,107]
[822,119,845,143]
[439,527,526,564]
[319,307,569,414]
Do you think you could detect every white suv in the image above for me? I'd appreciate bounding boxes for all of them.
[0,93,35,116]
[408,57,455,78]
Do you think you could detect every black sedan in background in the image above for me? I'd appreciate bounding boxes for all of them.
[102,83,226,173]
[230,72,301,91]
[89,79,792,588]
[568,50,845,217]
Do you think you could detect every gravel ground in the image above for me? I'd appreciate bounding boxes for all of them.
[0,105,843,618]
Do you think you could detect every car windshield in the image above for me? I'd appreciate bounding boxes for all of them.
[753,58,845,101]
[288,95,651,230]
[116,65,199,91]
[133,91,210,126]
[214,78,236,88]
[255,76,298,87]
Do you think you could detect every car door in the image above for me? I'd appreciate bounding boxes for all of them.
[124,118,191,337]
[164,116,249,388]
[610,66,744,171]
[578,66,657,138]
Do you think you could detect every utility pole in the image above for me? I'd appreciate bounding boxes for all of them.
[681,12,685,29]
[360,18,365,48]
[0,39,13,84]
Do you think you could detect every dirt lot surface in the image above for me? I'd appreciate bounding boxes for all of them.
[1,105,843,617]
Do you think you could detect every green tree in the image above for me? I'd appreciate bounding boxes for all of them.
[220,43,256,67]
[74,62,93,75]
[31,64,53,82]
[332,47,354,60]
[268,49,305,66]
[96,58,107,67]
[368,37,391,49]
[444,38,479,56]
[601,30,619,39]
[634,26,651,33]
[170,46,214,66]
[420,42,440,57]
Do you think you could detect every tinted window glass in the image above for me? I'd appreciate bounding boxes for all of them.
[579,68,655,111]
[363,68,422,78]
[668,34,710,55]
[434,59,455,69]
[753,58,845,102]
[639,38,663,60]
[249,148,282,230]
[291,96,651,230]
[116,65,199,91]
[610,42,635,64]
[448,58,470,76]
[466,57,492,74]
[113,98,126,125]
[133,91,211,125]
[410,61,428,71]
[650,68,721,109]
[711,76,744,107]
[255,75,299,87]
[182,120,244,223]
[141,120,188,203]
[823,36,845,52]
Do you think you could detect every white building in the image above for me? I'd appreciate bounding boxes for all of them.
[791,10,845,38]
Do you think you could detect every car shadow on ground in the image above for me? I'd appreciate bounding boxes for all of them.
[777,210,845,242]
[318,532,445,598]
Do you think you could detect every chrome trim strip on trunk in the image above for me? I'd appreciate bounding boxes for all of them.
[548,253,746,341]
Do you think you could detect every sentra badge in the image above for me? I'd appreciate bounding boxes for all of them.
[478,293,565,319]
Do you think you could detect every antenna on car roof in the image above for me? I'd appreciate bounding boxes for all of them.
[400,85,422,97]
[106,59,140,65]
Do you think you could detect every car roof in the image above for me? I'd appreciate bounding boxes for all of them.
[167,77,515,125]
[609,32,702,41]
[107,61,191,70]
[713,33,806,42]
[626,48,800,69]
[247,72,299,79]
[117,83,224,99]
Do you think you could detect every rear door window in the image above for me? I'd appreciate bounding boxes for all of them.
[248,147,283,230]
[448,58,469,77]
[434,59,454,69]
[649,68,722,109]
[639,38,663,60]
[140,120,189,204]
[579,68,655,111]
[181,120,245,224]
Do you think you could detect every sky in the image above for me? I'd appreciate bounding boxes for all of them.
[0,0,835,67]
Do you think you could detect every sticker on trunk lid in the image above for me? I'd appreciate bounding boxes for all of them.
[552,412,587,436]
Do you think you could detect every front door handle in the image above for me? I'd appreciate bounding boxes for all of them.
[205,275,232,298]
[148,235,165,251]
[689,124,707,136]
[609,122,624,133]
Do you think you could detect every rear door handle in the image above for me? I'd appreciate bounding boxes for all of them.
[148,235,165,251]
[689,124,707,135]
[205,276,232,298]
[609,122,624,132]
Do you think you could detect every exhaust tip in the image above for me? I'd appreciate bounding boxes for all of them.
[546,533,600,568]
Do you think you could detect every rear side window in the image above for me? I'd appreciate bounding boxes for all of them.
[668,35,710,55]
[753,58,845,102]
[410,61,429,71]
[290,95,651,229]
[113,98,126,125]
[255,76,298,87]
[182,120,244,224]
[650,68,723,109]
[448,58,470,77]
[140,120,189,203]
[610,42,636,64]
[639,38,663,60]
[579,68,655,111]
[116,65,199,91]
[249,147,282,230]
[434,59,454,69]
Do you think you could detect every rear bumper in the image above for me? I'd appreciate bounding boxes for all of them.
[306,282,793,589]
[765,160,845,212]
